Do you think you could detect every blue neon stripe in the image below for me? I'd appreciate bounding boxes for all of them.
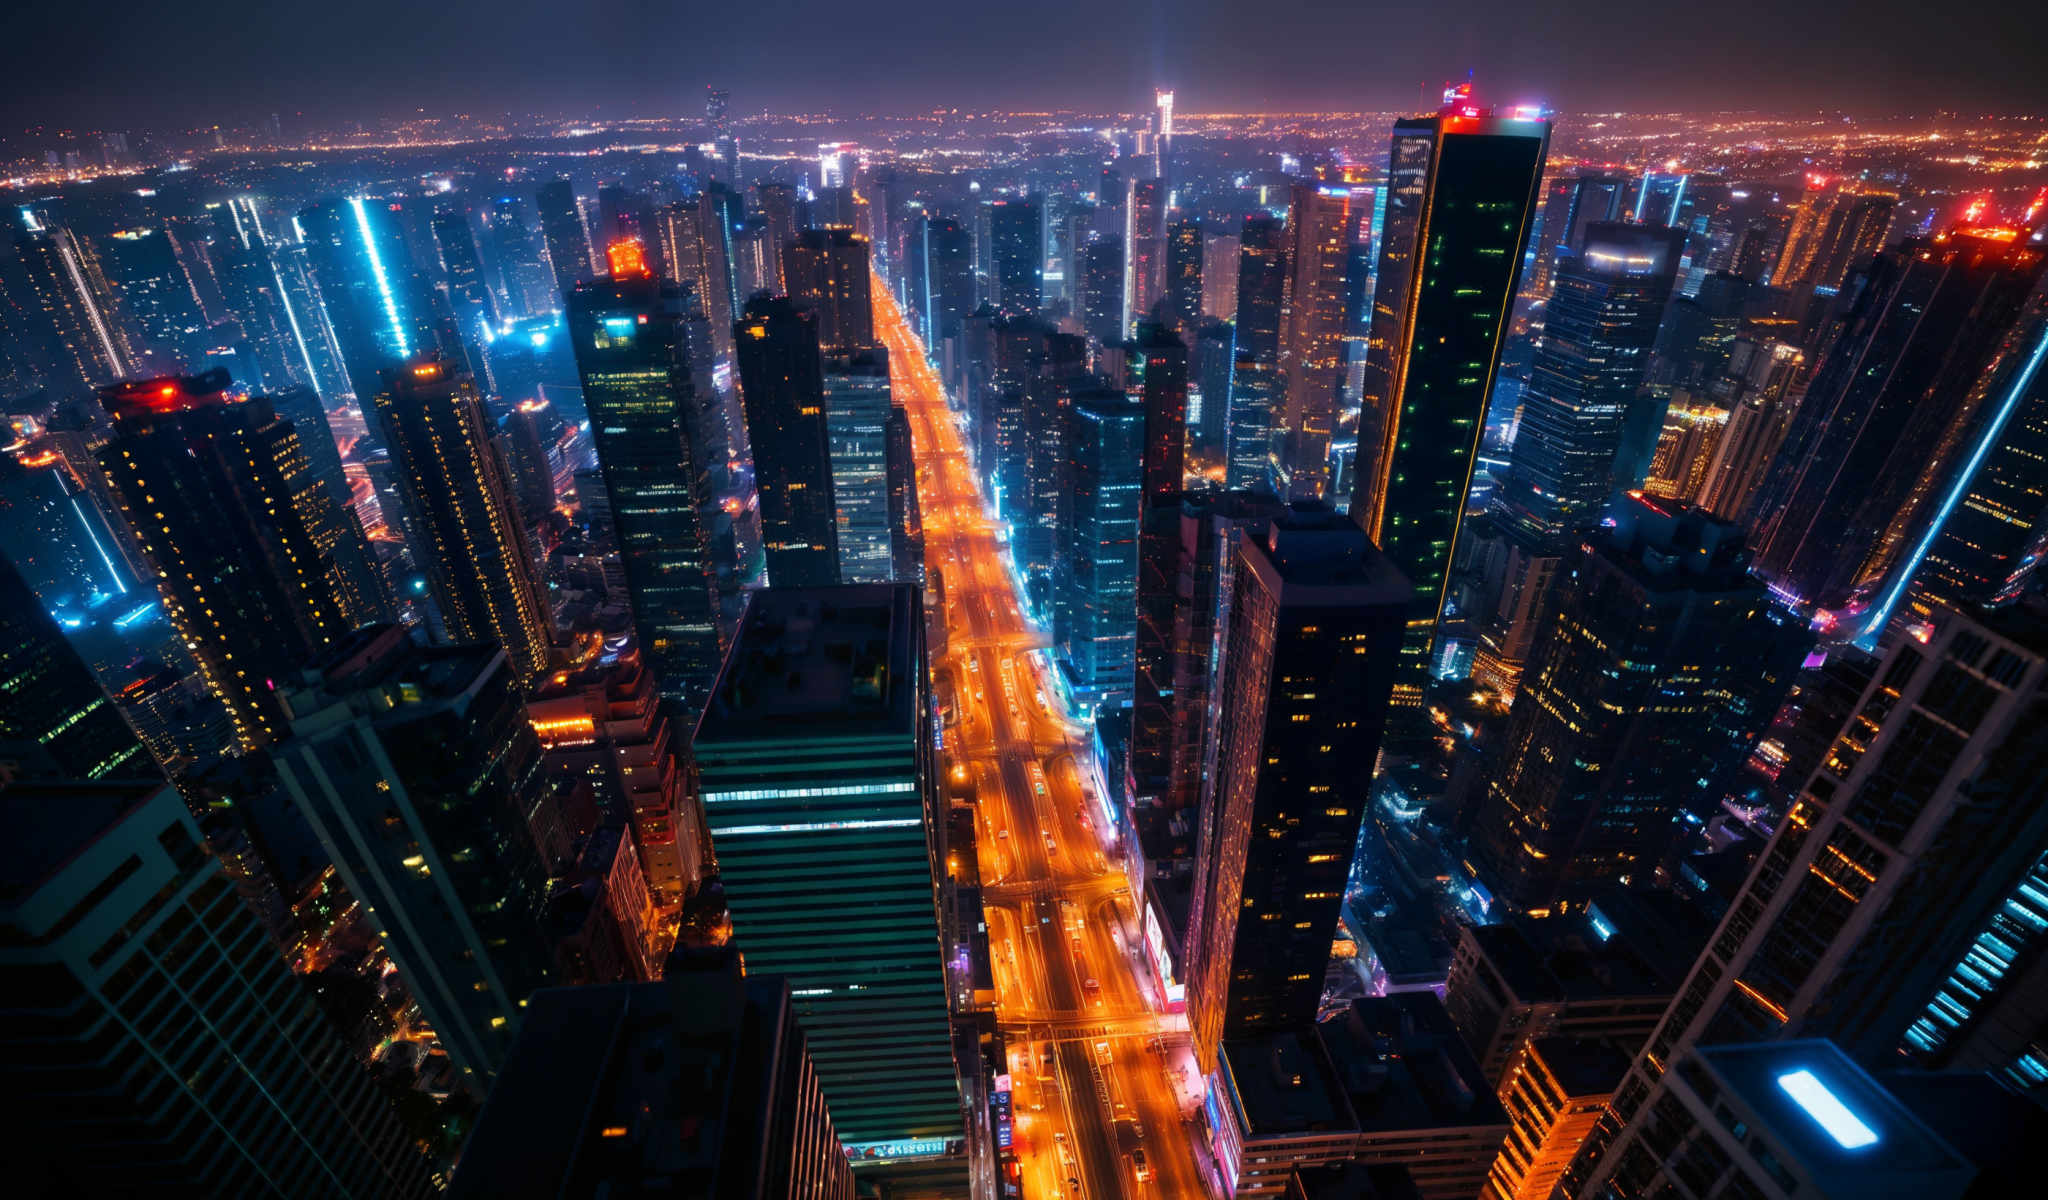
[348,197,409,356]
[1856,320,2048,646]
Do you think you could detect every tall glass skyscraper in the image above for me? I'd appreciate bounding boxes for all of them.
[987,197,1043,315]
[566,248,728,722]
[736,295,842,588]
[535,178,595,301]
[694,585,963,1165]
[296,197,437,408]
[0,552,153,779]
[1054,385,1145,709]
[1274,182,1357,502]
[1353,104,1550,710]
[824,349,896,584]
[1228,214,1287,491]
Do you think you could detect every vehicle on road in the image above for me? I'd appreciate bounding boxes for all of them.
[1132,1148,1150,1182]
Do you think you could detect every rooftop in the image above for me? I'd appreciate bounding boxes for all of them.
[1220,1028,1356,1138]
[698,585,919,740]
[1320,993,1507,1135]
[0,779,161,902]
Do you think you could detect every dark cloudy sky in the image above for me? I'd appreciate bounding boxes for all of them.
[9,0,2046,129]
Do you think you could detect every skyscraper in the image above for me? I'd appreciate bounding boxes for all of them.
[14,215,135,390]
[706,86,737,185]
[1165,217,1205,337]
[1123,179,1167,336]
[1131,322,1190,802]
[658,196,739,376]
[1564,602,2048,1197]
[1077,234,1125,347]
[1468,495,1808,914]
[1274,182,1357,502]
[1749,227,2045,632]
[694,585,963,1163]
[1493,222,1686,545]
[371,352,553,683]
[97,370,354,749]
[1,777,435,1196]
[296,197,438,407]
[274,624,556,1085]
[919,216,975,350]
[736,295,841,587]
[1185,509,1408,1072]
[987,197,1043,315]
[431,205,500,339]
[783,227,875,354]
[1054,385,1145,709]
[755,180,799,292]
[1229,213,1288,491]
[1353,103,1550,710]
[0,552,152,779]
[536,178,596,300]
[824,349,896,584]
[567,244,728,718]
[101,226,208,371]
[884,401,924,585]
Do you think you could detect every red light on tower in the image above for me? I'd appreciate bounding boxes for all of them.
[606,237,650,279]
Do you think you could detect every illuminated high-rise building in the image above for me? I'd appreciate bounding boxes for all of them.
[565,243,728,722]
[754,180,798,291]
[736,295,841,588]
[658,196,740,377]
[1154,89,1175,193]
[1077,234,1125,346]
[1468,495,1808,914]
[987,197,1043,315]
[1131,322,1190,802]
[1123,179,1167,336]
[694,585,965,1168]
[204,197,316,394]
[1185,509,1407,1072]
[918,216,975,350]
[1,777,435,1196]
[1493,222,1686,545]
[536,178,596,300]
[1228,213,1288,491]
[296,197,438,407]
[371,352,553,683]
[1690,335,1807,521]
[0,551,152,780]
[1054,385,1144,708]
[264,384,396,629]
[783,227,874,354]
[431,205,501,339]
[1165,217,1205,337]
[101,226,208,371]
[706,86,738,186]
[1563,603,2048,1196]
[1748,228,2045,632]
[1353,102,1549,710]
[884,401,924,586]
[822,349,896,584]
[1202,230,1241,321]
[14,216,136,390]
[484,194,558,317]
[97,370,355,749]
[1274,182,1356,502]
[275,624,555,1086]
[1192,319,1236,469]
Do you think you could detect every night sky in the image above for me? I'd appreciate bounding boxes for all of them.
[10,0,2047,129]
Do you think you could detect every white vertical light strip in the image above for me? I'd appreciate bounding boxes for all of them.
[348,196,409,355]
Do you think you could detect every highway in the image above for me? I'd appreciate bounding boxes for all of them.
[875,278,1216,1200]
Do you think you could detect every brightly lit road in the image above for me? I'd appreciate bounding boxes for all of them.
[876,279,1215,1200]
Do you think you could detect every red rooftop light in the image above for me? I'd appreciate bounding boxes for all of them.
[606,237,650,279]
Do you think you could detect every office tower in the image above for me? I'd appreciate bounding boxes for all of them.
[784,227,875,354]
[1209,1027,1360,1195]
[1054,385,1145,709]
[1689,335,1807,519]
[274,624,555,1084]
[101,226,207,370]
[706,86,738,185]
[1230,213,1289,490]
[884,402,923,585]
[1165,217,1205,336]
[16,217,136,389]
[694,586,963,1159]
[1186,510,1408,1071]
[536,178,596,300]
[371,352,553,682]
[1749,228,2045,630]
[0,552,152,778]
[919,216,975,349]
[97,371,354,749]
[484,194,557,316]
[1077,234,1126,346]
[731,215,775,300]
[1020,330,1090,603]
[821,349,895,583]
[1275,183,1357,502]
[204,197,309,392]
[1154,89,1175,189]
[0,778,435,1197]
[1493,222,1686,544]
[1444,892,1711,1084]
[1917,303,2048,608]
[1470,496,1807,914]
[1528,174,1629,301]
[1123,178,1167,335]
[1131,322,1190,801]
[1486,1038,1631,1200]
[656,198,739,380]
[431,205,500,338]
[596,185,662,275]
[1353,104,1549,710]
[736,296,840,586]
[1188,319,1235,470]
[753,180,798,290]
[296,196,440,409]
[267,384,396,628]
[452,953,857,1200]
[565,250,727,720]
[527,652,705,905]
[1563,603,2048,1196]
[1204,231,1242,321]
[987,197,1043,314]
[1321,993,1514,1200]
[1163,489,1288,813]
